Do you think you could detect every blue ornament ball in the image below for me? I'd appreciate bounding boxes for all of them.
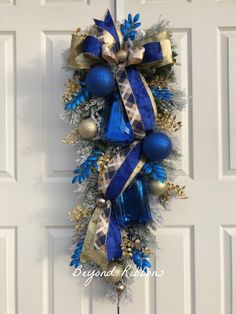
[85,66,115,97]
[142,132,172,162]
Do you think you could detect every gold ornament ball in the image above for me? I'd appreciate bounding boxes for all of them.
[116,50,128,63]
[149,180,168,197]
[78,118,97,139]
[96,197,107,208]
[116,281,125,294]
[105,261,124,283]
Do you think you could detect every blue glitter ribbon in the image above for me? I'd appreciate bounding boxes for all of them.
[106,211,122,261]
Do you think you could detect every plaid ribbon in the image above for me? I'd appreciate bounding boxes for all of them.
[94,204,111,253]
[116,67,146,139]
[98,142,145,200]
[98,145,132,196]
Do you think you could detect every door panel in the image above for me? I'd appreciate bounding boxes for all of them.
[0,1,116,314]
[116,1,236,314]
[1,1,236,314]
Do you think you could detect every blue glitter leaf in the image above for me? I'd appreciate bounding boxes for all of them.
[64,85,91,111]
[151,87,173,102]
[133,13,140,22]
[70,240,83,268]
[124,20,130,29]
[72,149,101,185]
[132,22,141,29]
[120,13,141,42]
[128,13,133,23]
[132,248,152,272]
[143,162,167,182]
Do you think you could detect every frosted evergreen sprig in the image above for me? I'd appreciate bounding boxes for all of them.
[120,13,141,41]
[143,162,167,182]
[72,149,101,184]
[65,81,91,110]
[70,240,83,268]
[132,248,151,272]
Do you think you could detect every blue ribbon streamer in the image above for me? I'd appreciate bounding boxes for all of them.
[106,142,143,200]
[126,66,156,132]
[106,211,122,262]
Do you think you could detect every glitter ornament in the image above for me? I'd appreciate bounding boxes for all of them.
[149,180,168,196]
[78,118,97,139]
[86,66,115,97]
[106,261,124,283]
[96,197,107,208]
[116,50,128,63]
[116,281,125,293]
[142,132,172,162]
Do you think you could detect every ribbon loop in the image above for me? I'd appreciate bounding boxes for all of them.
[83,35,103,59]
[139,31,173,68]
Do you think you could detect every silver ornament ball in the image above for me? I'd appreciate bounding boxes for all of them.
[116,281,125,294]
[149,180,168,197]
[78,118,97,139]
[105,261,124,283]
[96,197,107,208]
[116,49,128,63]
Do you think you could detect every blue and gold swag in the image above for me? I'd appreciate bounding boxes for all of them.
[69,10,173,266]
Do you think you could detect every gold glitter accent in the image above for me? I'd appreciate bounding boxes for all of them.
[97,152,114,173]
[160,182,188,203]
[68,205,90,232]
[75,28,81,34]
[156,110,182,133]
[62,128,80,145]
[121,235,153,259]
[62,79,80,103]
[149,75,170,89]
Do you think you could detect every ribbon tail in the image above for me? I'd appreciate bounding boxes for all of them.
[80,207,108,270]
[94,204,111,253]
[94,10,121,48]
[106,210,122,262]
[93,202,122,262]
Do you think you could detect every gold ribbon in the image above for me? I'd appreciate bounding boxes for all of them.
[80,207,108,270]
[67,32,97,69]
[68,29,172,70]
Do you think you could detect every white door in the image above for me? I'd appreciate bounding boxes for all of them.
[1,1,236,314]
